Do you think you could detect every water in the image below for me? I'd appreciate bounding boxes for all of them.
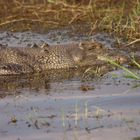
[0,28,140,140]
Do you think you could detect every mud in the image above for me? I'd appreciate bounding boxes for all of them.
[0,28,140,140]
[0,25,116,47]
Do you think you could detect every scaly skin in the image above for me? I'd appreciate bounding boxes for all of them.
[0,40,134,76]
[0,41,103,75]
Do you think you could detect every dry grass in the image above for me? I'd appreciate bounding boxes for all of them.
[0,0,140,40]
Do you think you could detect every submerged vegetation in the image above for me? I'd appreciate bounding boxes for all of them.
[0,0,140,40]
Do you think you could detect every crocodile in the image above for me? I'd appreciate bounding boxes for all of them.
[0,40,139,76]
[0,41,106,75]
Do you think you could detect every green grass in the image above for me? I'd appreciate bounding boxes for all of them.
[131,55,140,69]
[98,56,140,80]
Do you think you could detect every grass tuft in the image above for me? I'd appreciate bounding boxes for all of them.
[98,56,140,80]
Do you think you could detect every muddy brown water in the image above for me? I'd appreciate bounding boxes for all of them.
[0,29,140,140]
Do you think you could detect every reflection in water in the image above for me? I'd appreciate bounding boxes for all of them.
[0,68,99,98]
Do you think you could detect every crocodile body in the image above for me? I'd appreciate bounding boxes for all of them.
[0,40,138,76]
[0,42,103,75]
